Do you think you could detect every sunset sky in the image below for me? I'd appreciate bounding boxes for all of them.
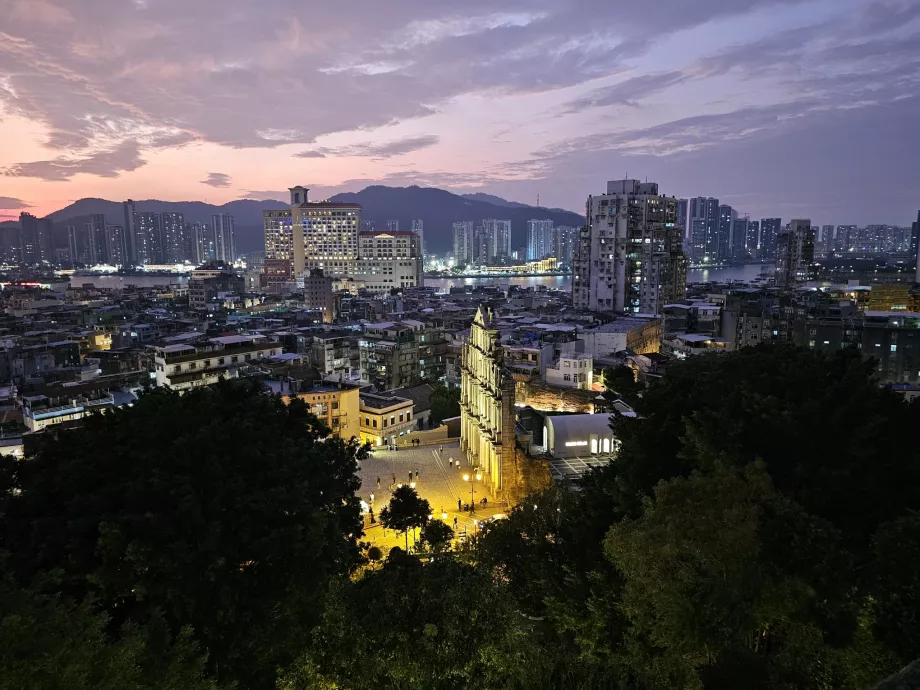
[0,0,918,224]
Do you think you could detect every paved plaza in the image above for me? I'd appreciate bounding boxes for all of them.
[356,441,507,552]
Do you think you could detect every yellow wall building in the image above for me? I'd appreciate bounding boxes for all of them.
[359,391,414,446]
[284,381,360,440]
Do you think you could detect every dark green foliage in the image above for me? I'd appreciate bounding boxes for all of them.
[429,384,461,426]
[871,512,920,662]
[282,552,550,690]
[0,379,365,688]
[0,567,220,690]
[420,519,454,553]
[602,365,642,404]
[380,484,431,550]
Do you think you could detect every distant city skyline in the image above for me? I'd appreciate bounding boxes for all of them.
[0,0,917,226]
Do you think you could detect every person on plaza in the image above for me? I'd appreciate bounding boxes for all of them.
[370,507,376,524]
[457,497,462,512]
[448,457,453,468]
[409,472,413,484]
[392,473,396,485]
[414,469,419,480]
[376,476,381,489]
[370,492,375,504]
[453,516,458,530]
[439,444,443,453]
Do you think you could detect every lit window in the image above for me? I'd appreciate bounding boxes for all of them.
[891,344,897,352]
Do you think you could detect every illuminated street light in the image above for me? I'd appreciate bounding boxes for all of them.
[463,469,482,512]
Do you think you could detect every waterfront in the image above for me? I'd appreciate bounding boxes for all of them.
[426,264,772,293]
[70,274,188,289]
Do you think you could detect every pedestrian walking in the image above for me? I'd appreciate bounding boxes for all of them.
[457,497,462,512]
[414,469,419,480]
[453,516,458,530]
[370,492,375,504]
[376,476,381,489]
[448,456,454,467]
[392,473,396,485]
[439,444,443,453]
[409,472,413,484]
[370,507,376,524]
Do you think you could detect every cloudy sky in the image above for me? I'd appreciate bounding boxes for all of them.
[1,0,918,225]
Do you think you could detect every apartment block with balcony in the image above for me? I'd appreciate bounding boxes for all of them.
[153,335,281,391]
[359,390,414,446]
[311,330,355,377]
[359,321,422,390]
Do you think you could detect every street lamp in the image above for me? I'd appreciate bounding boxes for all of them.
[462,470,483,512]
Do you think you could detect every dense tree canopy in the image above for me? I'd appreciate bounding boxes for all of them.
[282,551,548,690]
[0,379,366,689]
[430,384,461,427]
[0,567,220,690]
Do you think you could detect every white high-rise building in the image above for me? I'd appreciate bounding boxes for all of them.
[355,231,423,294]
[476,219,512,264]
[452,221,475,266]
[573,179,686,314]
[526,219,553,261]
[211,213,236,263]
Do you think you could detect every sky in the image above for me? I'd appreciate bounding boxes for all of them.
[0,0,918,226]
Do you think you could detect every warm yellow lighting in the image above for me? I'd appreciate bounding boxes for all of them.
[463,474,470,482]
[475,473,482,481]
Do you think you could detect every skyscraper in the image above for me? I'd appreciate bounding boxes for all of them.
[760,218,782,259]
[133,211,159,264]
[123,200,137,264]
[835,225,857,252]
[731,215,748,262]
[211,213,235,263]
[552,225,577,264]
[912,211,920,282]
[476,219,512,264]
[19,213,41,265]
[775,219,815,289]
[411,219,426,261]
[677,198,690,248]
[573,179,686,314]
[526,219,553,260]
[106,225,125,266]
[746,220,760,256]
[263,209,293,264]
[160,212,186,263]
[89,214,107,264]
[452,221,475,266]
[718,205,736,261]
[689,197,720,263]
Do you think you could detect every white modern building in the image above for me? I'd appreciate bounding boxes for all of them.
[544,413,617,459]
[153,335,281,391]
[453,221,475,266]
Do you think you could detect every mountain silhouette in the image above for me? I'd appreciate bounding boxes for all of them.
[37,186,584,254]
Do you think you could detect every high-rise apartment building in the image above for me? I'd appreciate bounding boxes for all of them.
[160,212,186,263]
[718,205,736,261]
[552,225,578,264]
[526,219,553,261]
[746,220,760,256]
[88,214,107,264]
[263,209,293,264]
[452,221,475,266]
[760,218,782,259]
[411,219,426,261]
[689,197,720,263]
[913,211,920,282]
[835,225,857,252]
[19,213,42,265]
[775,219,815,289]
[476,219,512,264]
[211,213,235,263]
[677,198,690,248]
[732,215,748,262]
[133,211,159,264]
[123,200,137,264]
[573,179,686,314]
[106,224,125,266]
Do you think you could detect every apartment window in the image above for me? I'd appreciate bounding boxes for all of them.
[564,361,570,367]
[218,358,225,365]
[332,401,339,410]
[564,374,571,381]
[189,362,196,370]
[365,416,370,426]
[332,418,339,426]
[372,419,377,428]
[383,418,388,428]
[399,412,404,422]
[173,365,180,373]
[406,411,411,420]
[390,415,395,425]
[891,344,898,352]
[231,356,238,363]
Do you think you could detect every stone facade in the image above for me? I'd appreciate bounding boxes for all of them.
[460,306,516,495]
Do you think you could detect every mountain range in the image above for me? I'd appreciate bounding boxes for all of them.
[23,186,585,254]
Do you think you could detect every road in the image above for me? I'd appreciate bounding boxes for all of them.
[356,442,506,553]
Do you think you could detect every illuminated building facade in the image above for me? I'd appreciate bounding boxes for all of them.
[460,306,516,494]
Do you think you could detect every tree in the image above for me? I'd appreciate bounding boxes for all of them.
[605,462,893,689]
[608,345,920,554]
[380,485,431,550]
[602,365,642,404]
[0,378,366,689]
[429,384,461,427]
[420,519,454,553]
[0,567,220,690]
[282,552,551,690]
[870,512,920,663]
